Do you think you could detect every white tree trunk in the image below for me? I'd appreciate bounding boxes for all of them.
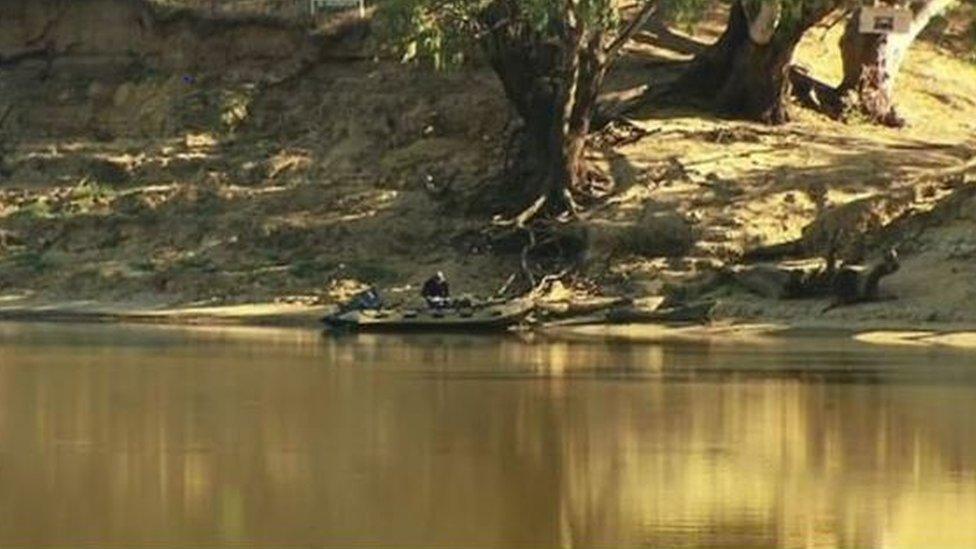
[747,0,782,45]
[886,0,955,88]
[839,0,955,126]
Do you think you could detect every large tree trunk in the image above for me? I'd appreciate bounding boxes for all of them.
[678,0,836,124]
[477,1,658,215]
[485,47,596,213]
[517,80,591,212]
[838,0,953,127]
[680,1,792,123]
[480,7,607,214]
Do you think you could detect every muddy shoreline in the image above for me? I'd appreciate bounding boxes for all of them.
[2,4,974,346]
[2,298,975,350]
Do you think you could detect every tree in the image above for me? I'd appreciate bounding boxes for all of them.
[677,0,846,123]
[837,0,955,126]
[384,0,658,215]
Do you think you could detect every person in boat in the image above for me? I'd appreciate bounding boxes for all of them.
[343,286,382,312]
[421,271,450,308]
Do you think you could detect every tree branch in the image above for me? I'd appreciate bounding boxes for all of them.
[605,0,658,65]
[492,194,548,228]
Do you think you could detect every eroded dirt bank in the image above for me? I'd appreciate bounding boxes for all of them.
[1,0,975,330]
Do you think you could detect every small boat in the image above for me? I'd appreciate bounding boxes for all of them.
[321,299,535,332]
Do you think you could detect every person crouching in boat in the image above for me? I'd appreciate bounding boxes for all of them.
[341,286,382,312]
[422,271,450,309]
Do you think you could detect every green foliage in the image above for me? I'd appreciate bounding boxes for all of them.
[69,179,116,212]
[379,0,481,67]
[379,0,633,68]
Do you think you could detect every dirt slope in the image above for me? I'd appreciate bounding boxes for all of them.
[1,1,974,325]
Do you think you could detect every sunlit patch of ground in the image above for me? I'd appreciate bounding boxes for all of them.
[541,322,792,345]
[0,5,974,328]
[856,330,976,349]
[588,8,976,325]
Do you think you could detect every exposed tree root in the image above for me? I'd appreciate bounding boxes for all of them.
[527,268,573,301]
[492,194,549,230]
[520,221,538,287]
[493,273,518,298]
[488,192,586,296]
[489,194,548,290]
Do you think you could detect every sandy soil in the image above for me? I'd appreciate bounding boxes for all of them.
[1,2,975,334]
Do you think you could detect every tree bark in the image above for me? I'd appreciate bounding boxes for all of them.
[480,4,607,213]
[483,40,590,212]
[477,1,657,214]
[677,0,836,124]
[838,0,953,127]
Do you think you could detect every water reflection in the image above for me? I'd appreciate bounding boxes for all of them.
[0,323,973,547]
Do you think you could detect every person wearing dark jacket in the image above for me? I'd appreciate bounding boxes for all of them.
[342,286,382,312]
[421,271,450,307]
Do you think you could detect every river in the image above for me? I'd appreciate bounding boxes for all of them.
[0,322,973,548]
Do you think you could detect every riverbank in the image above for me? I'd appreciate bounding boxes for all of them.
[3,294,976,350]
[0,295,328,326]
[2,2,975,335]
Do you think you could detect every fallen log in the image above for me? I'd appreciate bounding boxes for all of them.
[542,300,715,327]
[605,300,716,324]
[535,297,632,319]
[824,248,900,312]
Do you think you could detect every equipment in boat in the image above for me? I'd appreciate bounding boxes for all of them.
[321,299,534,332]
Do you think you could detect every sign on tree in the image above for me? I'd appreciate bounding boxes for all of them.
[858,6,912,34]
[310,0,365,17]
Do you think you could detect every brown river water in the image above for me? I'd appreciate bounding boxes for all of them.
[0,321,974,548]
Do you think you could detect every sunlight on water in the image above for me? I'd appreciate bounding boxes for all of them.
[0,322,973,548]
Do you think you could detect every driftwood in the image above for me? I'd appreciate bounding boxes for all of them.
[542,300,715,327]
[733,249,901,310]
[823,248,900,312]
[536,297,631,319]
[605,300,716,323]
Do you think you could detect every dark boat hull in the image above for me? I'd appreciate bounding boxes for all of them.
[321,300,534,333]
